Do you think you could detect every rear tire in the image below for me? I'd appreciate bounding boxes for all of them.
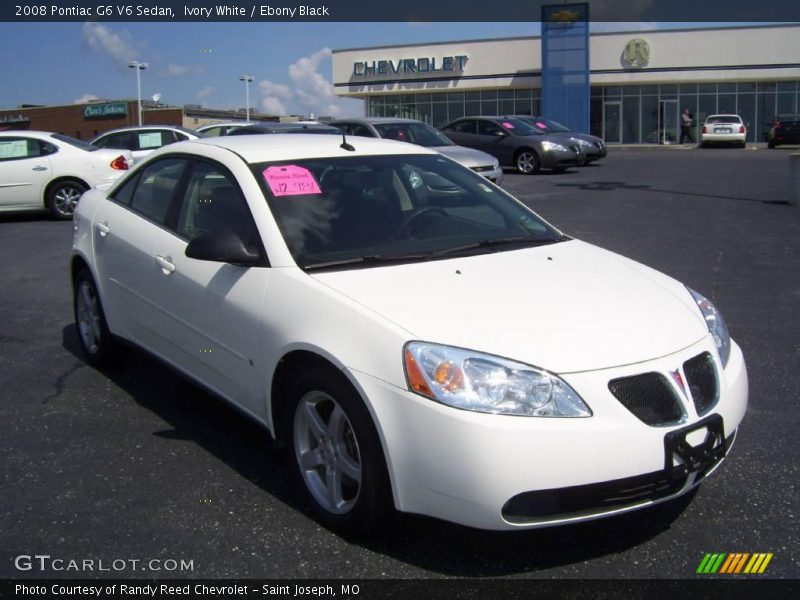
[288,367,393,535]
[73,268,117,368]
[47,180,87,220]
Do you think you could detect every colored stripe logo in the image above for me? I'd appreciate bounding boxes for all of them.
[696,553,773,574]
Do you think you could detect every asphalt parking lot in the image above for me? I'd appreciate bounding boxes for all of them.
[2,147,799,580]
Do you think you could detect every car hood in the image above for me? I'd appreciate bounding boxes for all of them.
[433,145,497,168]
[310,240,707,373]
[550,132,604,146]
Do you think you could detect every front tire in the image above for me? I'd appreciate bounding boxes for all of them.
[73,268,117,367]
[47,180,87,220]
[288,368,392,534]
[515,149,540,174]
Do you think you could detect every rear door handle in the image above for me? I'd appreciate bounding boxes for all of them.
[96,222,111,237]
[155,255,176,275]
[32,166,48,171]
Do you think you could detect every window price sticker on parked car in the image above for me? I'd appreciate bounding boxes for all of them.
[263,165,322,197]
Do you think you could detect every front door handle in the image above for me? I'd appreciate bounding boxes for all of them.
[155,255,176,275]
[96,222,111,237]
[32,166,48,171]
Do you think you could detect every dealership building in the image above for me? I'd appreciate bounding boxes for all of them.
[332,24,800,144]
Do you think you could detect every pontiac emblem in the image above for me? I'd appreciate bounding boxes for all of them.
[622,38,650,69]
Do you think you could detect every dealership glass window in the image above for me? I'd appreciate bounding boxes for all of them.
[777,93,796,114]
[698,83,716,94]
[465,100,480,117]
[448,99,464,122]
[698,95,716,129]
[604,86,621,97]
[640,85,659,95]
[623,85,640,96]
[777,82,796,92]
[622,97,640,143]
[679,95,699,139]
[718,83,736,94]
[737,82,756,93]
[717,94,736,114]
[416,101,432,125]
[756,92,775,140]
[679,83,698,94]
[659,84,678,95]
[432,103,448,128]
[641,96,659,143]
[737,94,756,142]
[758,82,776,92]
[590,97,603,138]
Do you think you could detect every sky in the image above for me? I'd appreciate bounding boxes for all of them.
[0,22,778,118]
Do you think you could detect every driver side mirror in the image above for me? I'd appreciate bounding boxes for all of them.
[185,230,260,267]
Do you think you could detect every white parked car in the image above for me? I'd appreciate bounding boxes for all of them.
[0,130,133,219]
[71,135,748,532]
[90,126,200,162]
[328,118,504,184]
[194,121,253,137]
[701,115,747,148]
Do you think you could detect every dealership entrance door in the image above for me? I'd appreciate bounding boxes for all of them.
[659,100,679,144]
[603,101,622,144]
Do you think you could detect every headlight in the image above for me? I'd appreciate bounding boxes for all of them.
[572,138,592,147]
[688,288,731,367]
[492,158,500,170]
[404,342,591,417]
[541,141,569,153]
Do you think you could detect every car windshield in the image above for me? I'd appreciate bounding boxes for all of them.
[50,133,98,152]
[529,118,573,133]
[706,116,742,124]
[373,122,455,147]
[498,119,541,136]
[254,154,564,271]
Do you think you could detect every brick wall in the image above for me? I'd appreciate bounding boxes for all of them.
[0,102,184,140]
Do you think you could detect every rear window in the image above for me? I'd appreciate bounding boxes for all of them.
[706,116,742,124]
[51,133,98,152]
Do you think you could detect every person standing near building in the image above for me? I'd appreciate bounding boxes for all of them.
[680,107,694,144]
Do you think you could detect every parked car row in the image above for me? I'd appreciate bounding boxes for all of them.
[0,113,607,219]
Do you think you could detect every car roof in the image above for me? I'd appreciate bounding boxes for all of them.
[93,125,199,137]
[180,134,439,163]
[0,130,57,139]
[706,114,742,118]
[196,121,252,130]
[330,117,424,125]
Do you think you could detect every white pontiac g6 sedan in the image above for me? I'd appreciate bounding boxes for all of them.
[0,131,133,219]
[70,135,748,532]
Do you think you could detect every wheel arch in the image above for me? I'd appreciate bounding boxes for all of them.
[44,176,90,205]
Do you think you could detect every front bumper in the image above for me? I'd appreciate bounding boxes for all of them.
[471,165,504,185]
[351,338,747,530]
[540,149,581,170]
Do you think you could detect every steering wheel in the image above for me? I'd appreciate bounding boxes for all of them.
[397,206,448,237]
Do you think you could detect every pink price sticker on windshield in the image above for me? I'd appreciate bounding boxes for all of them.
[263,165,322,197]
[536,121,547,129]
[501,121,515,129]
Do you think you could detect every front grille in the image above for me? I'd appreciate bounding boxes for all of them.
[471,165,492,172]
[684,352,719,416]
[609,373,685,426]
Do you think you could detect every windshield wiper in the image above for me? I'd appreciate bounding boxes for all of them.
[432,235,568,257]
[304,253,434,272]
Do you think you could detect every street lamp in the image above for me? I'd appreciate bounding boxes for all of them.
[128,61,148,126]
[239,75,254,121]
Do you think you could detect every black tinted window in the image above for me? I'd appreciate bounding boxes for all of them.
[94,132,132,150]
[128,158,188,225]
[110,172,141,207]
[444,120,476,134]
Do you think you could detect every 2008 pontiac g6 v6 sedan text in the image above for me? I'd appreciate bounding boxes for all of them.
[70,135,748,533]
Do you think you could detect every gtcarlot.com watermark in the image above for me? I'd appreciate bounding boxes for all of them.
[14,554,194,573]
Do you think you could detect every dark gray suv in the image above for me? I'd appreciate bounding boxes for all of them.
[440,117,582,174]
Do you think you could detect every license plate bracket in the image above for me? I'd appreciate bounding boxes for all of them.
[664,414,725,480]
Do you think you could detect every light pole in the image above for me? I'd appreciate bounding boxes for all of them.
[128,61,148,126]
[239,75,254,121]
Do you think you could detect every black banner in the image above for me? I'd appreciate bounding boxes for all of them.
[2,0,800,22]
[3,579,800,600]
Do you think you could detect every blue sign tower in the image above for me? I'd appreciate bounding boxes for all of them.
[541,3,590,133]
